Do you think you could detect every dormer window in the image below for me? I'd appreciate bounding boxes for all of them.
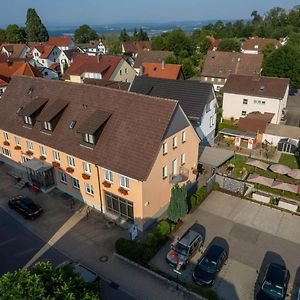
[84,133,94,144]
[24,116,32,126]
[44,121,52,131]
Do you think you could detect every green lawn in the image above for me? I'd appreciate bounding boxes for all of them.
[279,153,300,169]
[217,119,238,132]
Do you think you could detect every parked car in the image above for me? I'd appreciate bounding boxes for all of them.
[8,196,43,219]
[289,87,298,96]
[166,228,204,269]
[57,261,100,283]
[256,263,290,300]
[192,244,228,286]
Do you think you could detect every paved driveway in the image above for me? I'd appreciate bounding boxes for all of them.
[151,191,300,300]
[286,91,300,126]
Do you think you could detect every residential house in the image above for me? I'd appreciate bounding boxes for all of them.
[206,36,220,51]
[0,43,30,59]
[122,41,151,57]
[64,54,136,83]
[58,48,81,74]
[38,66,59,80]
[0,61,42,97]
[241,37,281,55]
[47,36,75,51]
[129,76,217,146]
[77,39,107,56]
[133,50,173,73]
[83,78,130,91]
[140,62,184,80]
[222,74,289,124]
[201,50,263,91]
[29,44,61,68]
[0,76,200,230]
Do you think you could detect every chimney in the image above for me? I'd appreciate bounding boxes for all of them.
[161,60,165,69]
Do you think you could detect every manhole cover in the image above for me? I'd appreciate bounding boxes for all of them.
[99,255,109,263]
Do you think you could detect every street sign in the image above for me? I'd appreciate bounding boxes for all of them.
[129,224,138,240]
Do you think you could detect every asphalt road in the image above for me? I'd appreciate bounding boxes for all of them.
[0,207,135,300]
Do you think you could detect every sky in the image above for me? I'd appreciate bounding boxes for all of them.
[1,0,299,27]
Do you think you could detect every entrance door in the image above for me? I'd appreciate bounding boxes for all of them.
[283,143,291,153]
[172,159,177,176]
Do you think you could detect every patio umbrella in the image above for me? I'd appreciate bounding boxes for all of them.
[269,164,291,175]
[272,181,298,194]
[247,173,274,186]
[287,169,300,180]
[245,159,269,170]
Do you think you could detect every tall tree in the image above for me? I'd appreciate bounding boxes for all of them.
[5,24,26,43]
[74,24,98,43]
[25,8,48,42]
[103,34,121,54]
[251,10,262,25]
[119,28,130,42]
[167,185,188,223]
[0,29,6,41]
[217,38,241,52]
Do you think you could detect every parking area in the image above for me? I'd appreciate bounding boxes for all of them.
[151,191,300,300]
[286,91,300,127]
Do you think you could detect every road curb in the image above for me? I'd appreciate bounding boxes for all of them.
[114,252,207,300]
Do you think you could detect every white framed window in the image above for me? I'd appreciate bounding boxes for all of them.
[181,153,186,165]
[162,166,168,179]
[243,99,248,105]
[53,150,60,162]
[83,161,91,174]
[72,178,80,189]
[3,132,9,142]
[211,78,215,82]
[210,116,214,127]
[218,78,221,82]
[216,86,221,91]
[242,111,247,116]
[104,169,113,183]
[27,140,33,151]
[84,133,94,144]
[204,77,208,81]
[125,68,128,74]
[254,100,257,104]
[67,155,75,167]
[24,116,32,125]
[172,136,177,149]
[84,183,94,196]
[119,70,122,75]
[14,136,21,146]
[44,121,52,131]
[120,175,130,190]
[0,147,11,157]
[59,170,67,184]
[182,131,186,143]
[39,145,46,156]
[262,101,266,104]
[162,142,168,155]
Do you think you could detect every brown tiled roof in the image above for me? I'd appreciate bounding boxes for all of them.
[48,36,72,47]
[0,53,8,63]
[223,74,289,99]
[36,99,69,122]
[1,76,178,181]
[242,37,281,52]
[134,50,173,68]
[123,41,151,53]
[19,97,48,117]
[63,55,122,80]
[201,51,263,78]
[83,79,130,91]
[0,44,27,59]
[63,48,81,60]
[237,112,274,134]
[142,63,182,80]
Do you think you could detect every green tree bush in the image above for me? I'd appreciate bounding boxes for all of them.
[168,185,188,222]
[25,8,48,42]
[217,38,241,52]
[74,24,98,43]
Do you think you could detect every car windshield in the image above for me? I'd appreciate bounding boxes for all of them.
[262,281,284,298]
[175,243,189,256]
[199,257,218,273]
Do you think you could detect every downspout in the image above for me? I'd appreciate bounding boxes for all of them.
[96,165,103,213]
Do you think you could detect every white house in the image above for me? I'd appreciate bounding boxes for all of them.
[30,45,61,68]
[47,36,75,51]
[0,44,29,59]
[129,76,218,146]
[38,67,59,80]
[222,74,289,125]
[241,37,281,55]
[58,48,81,74]
[77,40,107,56]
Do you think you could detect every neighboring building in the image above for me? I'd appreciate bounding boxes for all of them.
[140,62,184,80]
[122,41,151,57]
[83,78,130,91]
[201,51,263,91]
[129,76,217,146]
[58,48,81,74]
[222,74,289,124]
[0,44,30,59]
[0,61,42,97]
[241,37,281,55]
[38,66,59,80]
[47,36,75,51]
[0,76,200,231]
[64,54,136,83]
[133,50,173,73]
[29,44,61,68]
[77,40,106,56]
[206,35,220,51]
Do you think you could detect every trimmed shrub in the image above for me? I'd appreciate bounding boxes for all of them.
[146,232,160,248]
[189,194,198,209]
[155,220,172,237]
[269,198,279,206]
[196,186,206,201]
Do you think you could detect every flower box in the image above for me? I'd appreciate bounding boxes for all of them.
[39,155,46,161]
[82,173,90,180]
[102,181,111,188]
[52,161,60,168]
[14,145,21,150]
[66,167,74,174]
[118,187,128,195]
[3,141,10,146]
[26,150,33,156]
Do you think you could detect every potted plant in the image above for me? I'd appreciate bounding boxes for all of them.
[14,145,21,150]
[26,150,33,156]
[52,161,60,168]
[118,187,128,195]
[82,173,90,180]
[3,141,10,146]
[66,167,74,174]
[39,155,46,161]
[102,181,111,188]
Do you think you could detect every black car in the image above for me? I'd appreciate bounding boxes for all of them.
[8,196,43,219]
[257,263,290,300]
[192,244,227,286]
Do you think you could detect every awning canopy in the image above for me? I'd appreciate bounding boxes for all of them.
[247,173,274,186]
[269,164,291,175]
[272,181,299,194]
[199,147,234,168]
[22,158,52,172]
[288,169,300,180]
[245,158,269,170]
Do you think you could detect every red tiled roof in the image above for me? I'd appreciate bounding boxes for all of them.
[29,44,57,59]
[237,112,274,134]
[0,44,27,59]
[63,55,122,80]
[142,63,182,80]
[242,37,281,52]
[0,53,8,63]
[48,36,72,47]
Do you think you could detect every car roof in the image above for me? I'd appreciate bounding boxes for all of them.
[266,263,286,285]
[18,197,33,203]
[205,245,225,261]
[179,229,201,247]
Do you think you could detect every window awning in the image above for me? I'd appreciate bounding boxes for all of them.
[22,158,52,172]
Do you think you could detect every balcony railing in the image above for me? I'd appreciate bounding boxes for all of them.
[169,166,189,184]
